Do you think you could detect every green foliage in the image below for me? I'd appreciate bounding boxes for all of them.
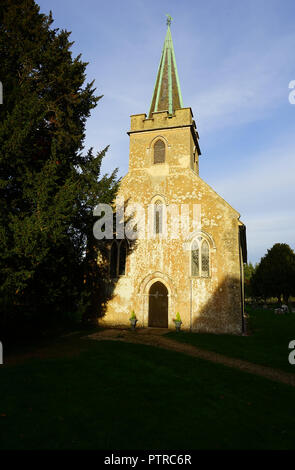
[174,312,181,322]
[129,310,136,320]
[243,262,257,298]
[251,244,295,303]
[0,0,118,331]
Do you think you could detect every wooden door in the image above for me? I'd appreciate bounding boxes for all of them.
[148,281,168,328]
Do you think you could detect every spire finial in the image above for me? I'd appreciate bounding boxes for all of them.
[166,14,172,27]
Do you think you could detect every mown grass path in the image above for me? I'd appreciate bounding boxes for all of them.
[2,336,295,450]
[87,327,295,387]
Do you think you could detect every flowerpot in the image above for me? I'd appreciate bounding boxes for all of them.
[130,319,137,330]
[174,321,182,332]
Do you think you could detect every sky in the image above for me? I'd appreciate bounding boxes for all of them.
[37,0,295,264]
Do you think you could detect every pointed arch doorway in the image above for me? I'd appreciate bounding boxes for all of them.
[148,281,168,328]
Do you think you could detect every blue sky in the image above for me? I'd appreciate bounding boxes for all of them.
[37,0,295,264]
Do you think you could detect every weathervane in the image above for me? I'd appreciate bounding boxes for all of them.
[166,14,173,26]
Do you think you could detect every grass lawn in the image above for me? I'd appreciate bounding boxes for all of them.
[167,307,295,374]
[1,334,295,450]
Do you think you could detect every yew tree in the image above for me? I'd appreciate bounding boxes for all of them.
[251,244,295,304]
[0,0,118,328]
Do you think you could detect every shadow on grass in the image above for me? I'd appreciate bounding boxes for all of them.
[1,338,295,450]
[167,307,295,374]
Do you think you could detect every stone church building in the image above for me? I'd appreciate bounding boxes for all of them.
[99,20,247,334]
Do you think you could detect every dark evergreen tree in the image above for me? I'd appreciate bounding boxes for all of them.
[0,0,118,331]
[243,262,257,299]
[251,244,295,304]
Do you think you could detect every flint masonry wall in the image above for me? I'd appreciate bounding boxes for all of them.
[99,109,243,334]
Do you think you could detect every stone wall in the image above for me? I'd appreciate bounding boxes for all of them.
[98,109,244,334]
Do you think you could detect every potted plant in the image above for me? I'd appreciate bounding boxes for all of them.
[173,312,182,332]
[129,310,137,330]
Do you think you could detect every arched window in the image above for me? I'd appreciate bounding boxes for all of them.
[118,240,127,275]
[154,200,163,235]
[191,237,210,278]
[154,140,165,164]
[191,240,200,277]
[110,240,127,278]
[201,240,209,277]
[110,241,118,278]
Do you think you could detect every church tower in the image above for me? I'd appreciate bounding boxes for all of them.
[128,15,201,177]
[99,18,247,334]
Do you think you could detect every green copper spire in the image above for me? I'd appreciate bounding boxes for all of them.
[149,16,184,118]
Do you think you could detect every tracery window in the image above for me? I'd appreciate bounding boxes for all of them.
[118,240,127,276]
[201,240,209,277]
[191,240,200,277]
[110,240,127,278]
[110,241,118,278]
[191,237,210,277]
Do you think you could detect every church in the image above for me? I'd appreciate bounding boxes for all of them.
[99,18,247,334]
